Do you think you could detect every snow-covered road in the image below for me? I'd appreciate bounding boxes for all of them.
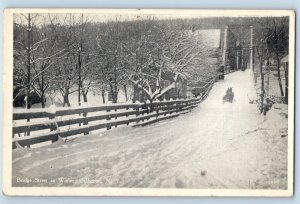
[12,69,288,189]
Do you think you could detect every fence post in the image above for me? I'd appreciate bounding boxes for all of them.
[146,103,151,120]
[126,106,129,126]
[179,100,183,112]
[114,108,118,128]
[79,112,82,127]
[49,114,55,131]
[49,113,58,143]
[106,108,111,130]
[155,105,159,119]
[83,110,89,135]
[26,117,30,136]
[141,103,146,122]
[135,105,140,124]
[164,101,168,116]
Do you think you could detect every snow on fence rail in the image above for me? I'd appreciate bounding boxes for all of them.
[12,81,214,149]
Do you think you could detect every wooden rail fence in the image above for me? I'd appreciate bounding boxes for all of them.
[12,80,214,149]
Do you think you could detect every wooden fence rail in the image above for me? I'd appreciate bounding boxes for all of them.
[12,80,214,149]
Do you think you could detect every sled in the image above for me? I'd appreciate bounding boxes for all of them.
[223,88,234,104]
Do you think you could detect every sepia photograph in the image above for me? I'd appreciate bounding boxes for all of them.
[2,9,295,196]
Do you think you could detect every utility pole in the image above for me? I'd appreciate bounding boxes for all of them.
[259,38,265,114]
[241,49,244,71]
[222,26,228,72]
[250,26,254,71]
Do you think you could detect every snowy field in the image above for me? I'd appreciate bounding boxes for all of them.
[12,69,288,189]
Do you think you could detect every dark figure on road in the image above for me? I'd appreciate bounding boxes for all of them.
[223,87,234,104]
[218,65,225,80]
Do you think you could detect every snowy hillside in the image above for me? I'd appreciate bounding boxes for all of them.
[12,70,288,189]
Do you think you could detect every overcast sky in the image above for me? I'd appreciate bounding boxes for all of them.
[13,12,212,26]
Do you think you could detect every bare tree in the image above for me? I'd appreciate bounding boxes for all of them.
[266,18,289,101]
[130,22,212,102]
[94,20,134,103]
[52,14,79,107]
[13,14,49,109]
[31,15,67,108]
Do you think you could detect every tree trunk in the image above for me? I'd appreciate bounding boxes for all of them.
[41,67,45,108]
[112,92,117,103]
[113,86,118,103]
[63,89,71,107]
[101,89,106,104]
[81,84,88,103]
[83,92,88,103]
[26,13,31,109]
[109,83,118,103]
[252,49,255,71]
[265,71,270,96]
[112,49,118,104]
[41,90,45,108]
[123,85,128,101]
[284,65,288,104]
[113,76,118,103]
[260,45,265,114]
[273,27,285,98]
[78,55,82,106]
[133,84,138,103]
[78,15,84,106]
[276,56,284,98]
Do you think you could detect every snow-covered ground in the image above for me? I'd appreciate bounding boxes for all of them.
[12,69,288,189]
[13,89,130,110]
